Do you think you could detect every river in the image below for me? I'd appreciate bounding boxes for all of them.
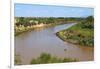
[15,23,94,65]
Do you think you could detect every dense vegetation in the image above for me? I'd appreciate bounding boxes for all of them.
[15,17,84,36]
[56,16,94,46]
[15,17,83,26]
[30,53,78,64]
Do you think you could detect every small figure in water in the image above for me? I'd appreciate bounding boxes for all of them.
[64,49,67,51]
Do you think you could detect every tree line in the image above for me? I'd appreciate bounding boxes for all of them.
[15,17,85,27]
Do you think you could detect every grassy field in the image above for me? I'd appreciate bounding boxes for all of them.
[56,16,94,47]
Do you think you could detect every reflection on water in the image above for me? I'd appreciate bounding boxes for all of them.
[15,23,94,65]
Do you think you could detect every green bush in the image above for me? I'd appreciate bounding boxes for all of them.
[30,53,78,64]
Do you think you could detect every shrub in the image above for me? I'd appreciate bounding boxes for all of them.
[30,53,78,64]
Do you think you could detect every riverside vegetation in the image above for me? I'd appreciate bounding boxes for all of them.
[15,53,78,65]
[30,53,78,64]
[15,17,83,36]
[56,16,94,47]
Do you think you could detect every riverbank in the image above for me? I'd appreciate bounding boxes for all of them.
[15,22,76,36]
[56,16,94,47]
[15,17,82,36]
[15,23,56,36]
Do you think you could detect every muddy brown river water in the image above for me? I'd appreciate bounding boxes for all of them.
[15,23,94,65]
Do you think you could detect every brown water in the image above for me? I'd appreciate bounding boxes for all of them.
[15,23,94,65]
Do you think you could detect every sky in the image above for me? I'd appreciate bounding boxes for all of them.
[15,3,94,17]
